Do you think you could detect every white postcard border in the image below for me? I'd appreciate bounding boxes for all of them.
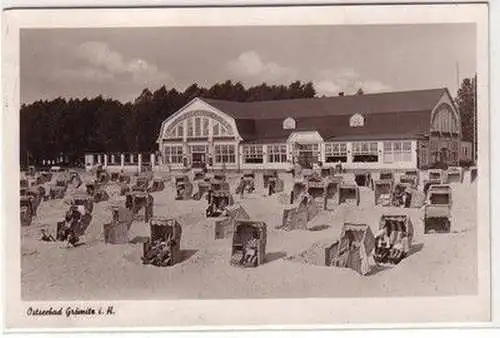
[1,4,491,330]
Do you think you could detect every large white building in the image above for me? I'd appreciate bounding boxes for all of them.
[84,88,473,173]
[154,88,472,172]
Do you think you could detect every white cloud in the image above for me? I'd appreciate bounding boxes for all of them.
[55,41,174,86]
[314,67,392,96]
[227,51,297,84]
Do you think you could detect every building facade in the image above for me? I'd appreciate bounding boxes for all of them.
[154,88,471,172]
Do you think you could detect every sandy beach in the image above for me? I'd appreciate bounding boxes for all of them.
[21,172,477,300]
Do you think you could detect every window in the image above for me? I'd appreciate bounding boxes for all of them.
[189,145,207,153]
[268,145,288,163]
[383,141,412,163]
[187,118,194,137]
[243,145,264,164]
[325,143,347,163]
[213,123,220,136]
[194,117,201,136]
[352,142,378,162]
[214,144,235,163]
[202,118,209,136]
[177,124,184,138]
[296,144,321,162]
[164,145,183,164]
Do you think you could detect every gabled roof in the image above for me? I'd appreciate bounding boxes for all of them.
[203,88,446,120]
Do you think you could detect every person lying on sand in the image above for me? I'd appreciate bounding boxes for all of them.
[40,229,56,242]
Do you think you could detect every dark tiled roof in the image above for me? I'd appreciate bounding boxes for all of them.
[239,111,430,143]
[204,88,446,120]
[204,88,446,142]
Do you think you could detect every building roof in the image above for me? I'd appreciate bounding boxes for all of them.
[202,88,446,142]
[203,88,447,120]
[238,111,430,143]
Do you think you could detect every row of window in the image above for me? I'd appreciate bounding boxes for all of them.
[242,144,288,164]
[163,142,414,164]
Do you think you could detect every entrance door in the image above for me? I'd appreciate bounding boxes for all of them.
[191,153,206,168]
[298,151,315,169]
[190,145,207,168]
[296,143,318,169]
[439,147,450,164]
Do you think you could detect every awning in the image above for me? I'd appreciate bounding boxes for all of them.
[287,131,324,145]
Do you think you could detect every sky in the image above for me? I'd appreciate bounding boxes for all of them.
[20,24,476,104]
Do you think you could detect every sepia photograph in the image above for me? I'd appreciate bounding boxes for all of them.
[2,3,491,330]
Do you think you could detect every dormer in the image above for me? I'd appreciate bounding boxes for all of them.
[350,113,365,127]
[283,117,296,130]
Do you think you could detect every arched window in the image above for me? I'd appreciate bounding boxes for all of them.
[350,113,365,127]
[432,104,458,133]
[283,117,296,130]
[163,110,234,139]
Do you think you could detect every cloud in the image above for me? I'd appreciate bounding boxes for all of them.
[76,41,164,78]
[48,41,175,102]
[313,68,392,96]
[55,41,173,85]
[227,51,297,84]
[226,54,392,96]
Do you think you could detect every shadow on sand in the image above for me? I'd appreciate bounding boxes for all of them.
[179,249,198,264]
[308,224,330,232]
[408,242,424,257]
[129,236,149,244]
[366,242,424,276]
[265,251,287,263]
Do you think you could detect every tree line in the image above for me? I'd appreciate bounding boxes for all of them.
[20,81,316,166]
[20,77,477,167]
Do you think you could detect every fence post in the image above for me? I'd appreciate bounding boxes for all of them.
[120,154,125,168]
[150,153,155,171]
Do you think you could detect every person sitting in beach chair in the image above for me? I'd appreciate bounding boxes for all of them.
[374,224,392,263]
[142,237,173,267]
[142,240,161,265]
[387,230,406,264]
[392,187,404,207]
[155,235,174,267]
[241,235,259,266]
[176,184,186,200]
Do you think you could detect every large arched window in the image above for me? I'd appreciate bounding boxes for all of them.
[163,110,234,139]
[431,104,459,134]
